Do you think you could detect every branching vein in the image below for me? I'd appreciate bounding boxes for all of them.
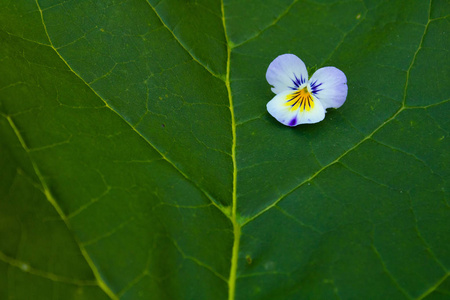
[220,1,240,300]
[6,113,118,300]
[0,251,97,286]
[143,0,224,81]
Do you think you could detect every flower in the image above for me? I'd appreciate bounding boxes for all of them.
[266,54,348,126]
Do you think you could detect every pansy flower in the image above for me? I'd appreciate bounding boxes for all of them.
[266,54,348,126]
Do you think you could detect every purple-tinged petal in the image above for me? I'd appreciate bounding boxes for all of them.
[266,54,308,94]
[267,89,326,126]
[308,67,347,109]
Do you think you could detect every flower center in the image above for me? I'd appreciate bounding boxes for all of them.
[285,87,314,112]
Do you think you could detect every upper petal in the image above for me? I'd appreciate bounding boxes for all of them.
[267,89,326,126]
[308,67,347,109]
[266,54,308,94]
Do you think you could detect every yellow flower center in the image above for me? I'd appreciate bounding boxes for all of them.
[285,87,314,112]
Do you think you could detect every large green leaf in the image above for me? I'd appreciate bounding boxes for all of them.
[1,0,449,299]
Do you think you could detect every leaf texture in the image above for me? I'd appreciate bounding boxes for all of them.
[1,0,449,299]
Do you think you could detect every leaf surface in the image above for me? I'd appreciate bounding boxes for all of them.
[1,0,449,299]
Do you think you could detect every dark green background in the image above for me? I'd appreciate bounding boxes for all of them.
[1,0,449,299]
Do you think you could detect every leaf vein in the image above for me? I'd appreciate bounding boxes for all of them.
[80,218,135,247]
[143,0,224,81]
[371,138,444,179]
[5,113,118,300]
[242,106,406,226]
[232,0,299,49]
[275,206,323,234]
[370,241,413,299]
[405,192,448,272]
[170,238,228,282]
[416,273,450,300]
[402,0,432,106]
[319,6,367,66]
[0,251,98,286]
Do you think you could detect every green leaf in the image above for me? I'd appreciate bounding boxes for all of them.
[1,0,449,299]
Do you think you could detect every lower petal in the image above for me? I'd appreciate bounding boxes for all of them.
[296,98,326,125]
[309,67,347,109]
[267,90,326,126]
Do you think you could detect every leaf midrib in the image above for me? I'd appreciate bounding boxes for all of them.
[219,1,240,299]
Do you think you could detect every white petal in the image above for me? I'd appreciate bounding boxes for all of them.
[267,90,326,126]
[308,67,347,109]
[266,54,308,94]
[296,97,326,125]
